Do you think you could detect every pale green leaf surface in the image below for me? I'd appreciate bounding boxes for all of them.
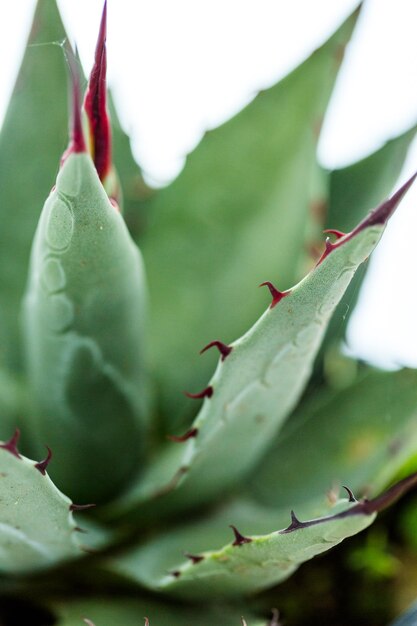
[55,598,264,626]
[0,0,68,370]
[248,367,417,516]
[109,175,415,521]
[22,153,149,503]
[0,440,80,573]
[139,10,360,425]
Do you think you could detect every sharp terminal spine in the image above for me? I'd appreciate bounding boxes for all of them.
[259,282,290,308]
[167,427,199,443]
[0,429,21,459]
[171,570,181,578]
[200,340,233,361]
[230,525,252,546]
[342,485,357,502]
[34,446,52,475]
[184,386,213,399]
[83,0,112,181]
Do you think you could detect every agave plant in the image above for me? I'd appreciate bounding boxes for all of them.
[2,2,417,624]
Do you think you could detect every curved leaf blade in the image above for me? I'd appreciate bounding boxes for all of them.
[111,474,417,598]
[139,9,361,425]
[0,432,81,573]
[108,174,416,520]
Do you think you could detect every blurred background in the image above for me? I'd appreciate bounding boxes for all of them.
[1,0,417,368]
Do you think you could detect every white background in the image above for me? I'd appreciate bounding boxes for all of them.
[1,0,417,368]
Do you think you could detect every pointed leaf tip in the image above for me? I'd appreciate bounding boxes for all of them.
[34,446,52,475]
[84,0,112,181]
[0,428,21,459]
[356,171,417,230]
[317,172,417,266]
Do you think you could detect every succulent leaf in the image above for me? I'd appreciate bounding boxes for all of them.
[138,9,360,426]
[0,433,81,573]
[22,148,149,503]
[110,473,417,598]
[248,367,417,517]
[109,176,415,519]
[54,598,264,626]
[0,0,69,371]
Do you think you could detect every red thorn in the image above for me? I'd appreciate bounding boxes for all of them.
[144,619,150,626]
[167,427,198,443]
[315,237,336,267]
[323,228,346,240]
[83,0,111,181]
[69,503,96,512]
[74,526,88,534]
[170,570,181,578]
[34,446,52,476]
[184,386,213,400]
[230,525,252,547]
[342,485,357,503]
[282,510,305,533]
[0,429,21,459]
[185,552,204,564]
[200,340,233,361]
[259,282,290,308]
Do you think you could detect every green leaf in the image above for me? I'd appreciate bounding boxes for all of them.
[0,431,81,573]
[248,367,417,519]
[138,9,360,425]
[110,474,417,598]
[0,0,68,371]
[54,597,264,626]
[107,174,416,521]
[22,153,149,503]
